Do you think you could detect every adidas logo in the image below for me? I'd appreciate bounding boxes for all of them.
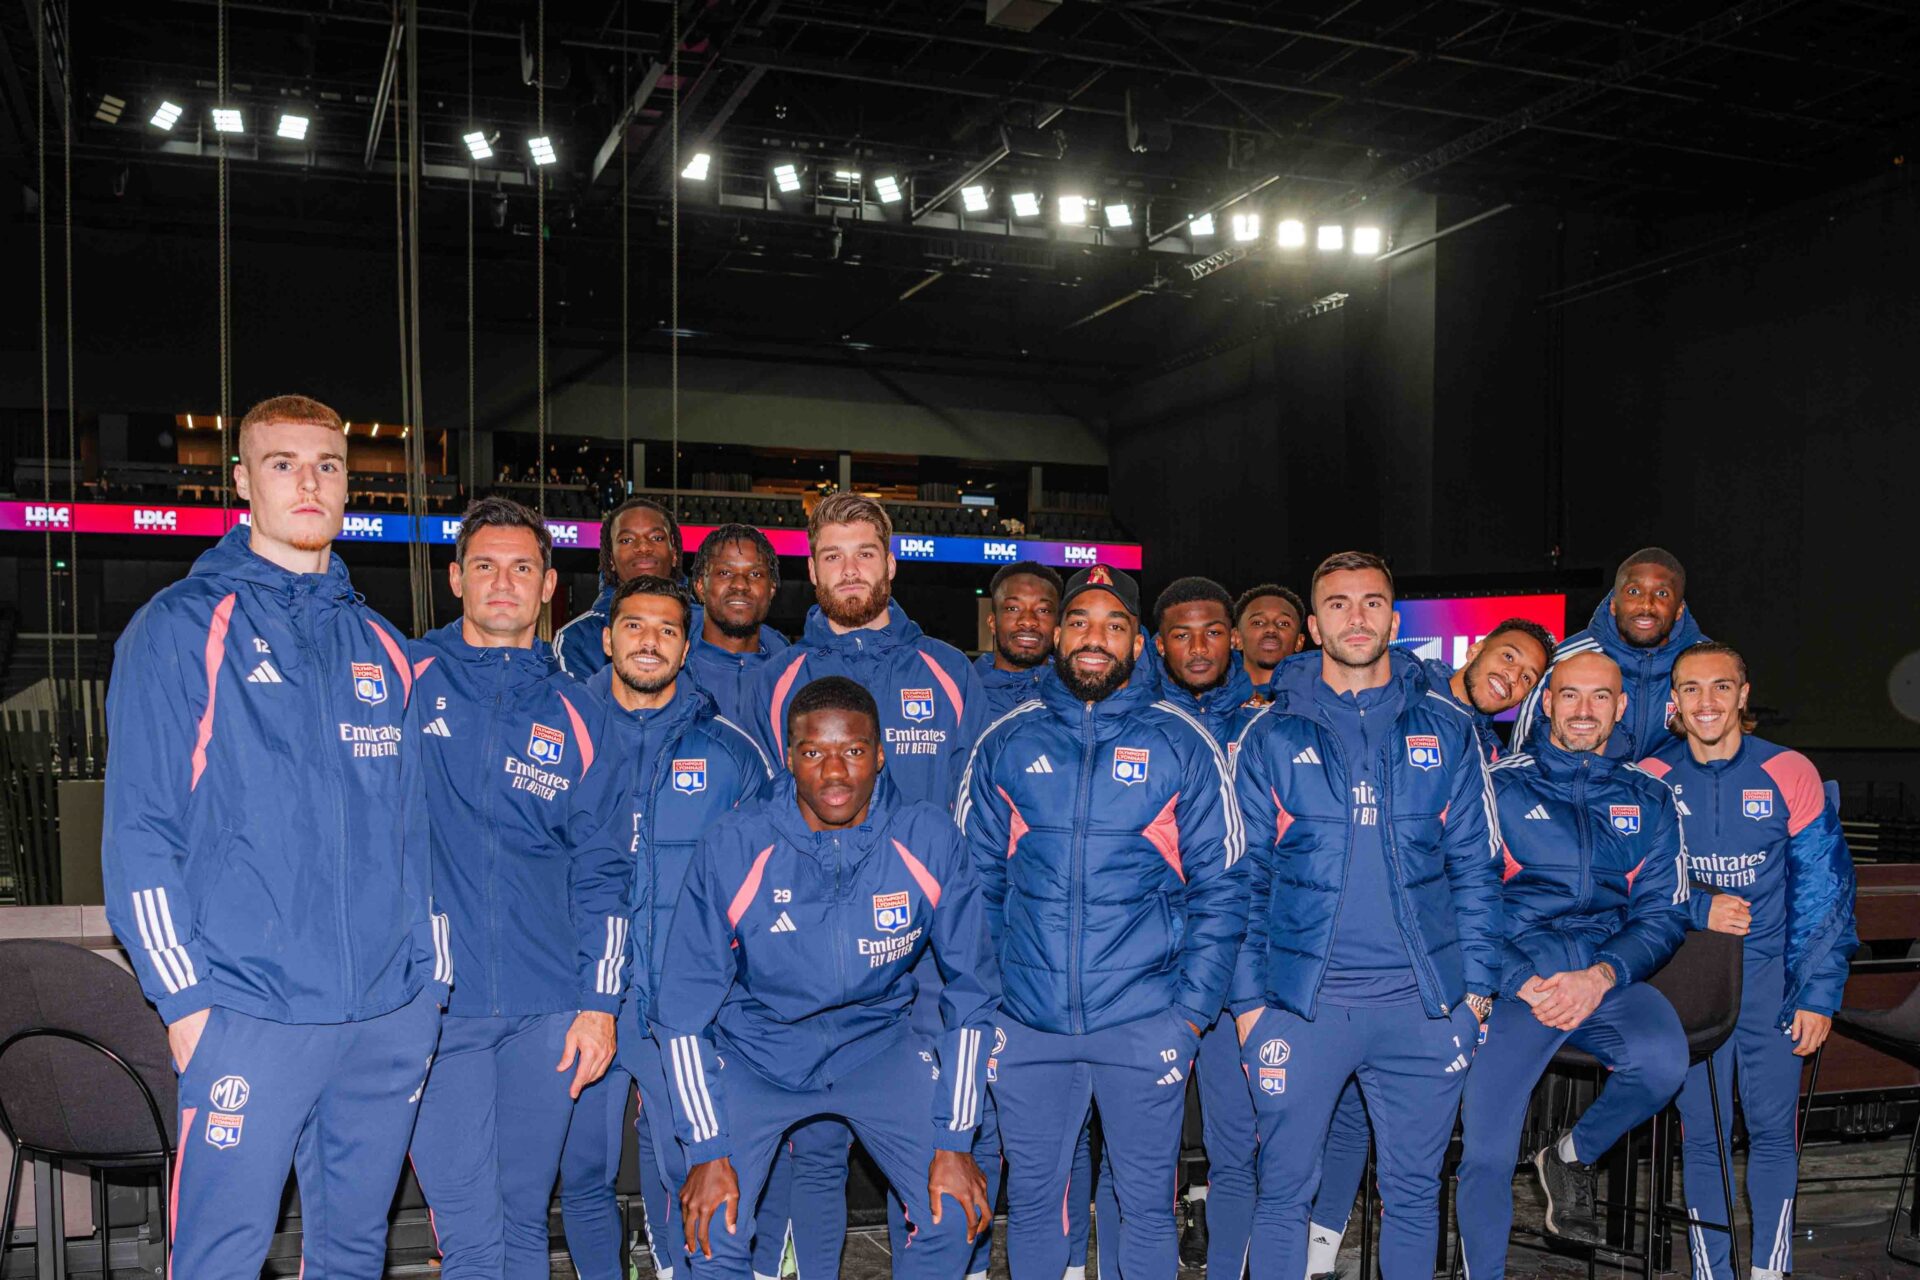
[245,660,283,684]
[1156,1066,1185,1087]
[423,717,452,738]
[1524,804,1550,820]
[1292,746,1321,765]
[1025,755,1055,774]
[1444,1052,1470,1074]
[769,912,798,934]
[1676,800,1693,817]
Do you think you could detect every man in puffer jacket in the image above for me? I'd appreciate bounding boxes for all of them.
[1644,642,1857,1280]
[1509,547,1707,758]
[1455,651,1691,1278]
[103,396,447,1280]
[1231,552,1501,1280]
[407,497,633,1279]
[959,564,1246,1280]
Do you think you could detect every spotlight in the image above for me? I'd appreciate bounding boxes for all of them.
[1317,224,1343,251]
[832,169,861,181]
[874,175,903,204]
[276,113,310,140]
[773,162,801,193]
[528,135,558,166]
[211,107,244,134]
[960,184,989,213]
[1104,202,1132,229]
[1189,212,1215,237]
[1011,191,1041,218]
[1352,226,1382,256]
[1231,211,1260,242]
[150,100,183,130]
[682,151,712,180]
[1276,218,1306,248]
[95,94,126,125]
[463,130,493,160]
[1057,195,1088,225]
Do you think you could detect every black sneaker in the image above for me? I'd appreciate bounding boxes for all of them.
[1179,1198,1210,1269]
[1535,1137,1603,1244]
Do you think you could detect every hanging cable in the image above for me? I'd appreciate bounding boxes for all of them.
[669,0,680,518]
[466,10,476,497]
[63,14,87,765]
[620,2,630,500]
[36,0,53,746]
[217,0,231,508]
[404,0,432,635]
[535,0,546,520]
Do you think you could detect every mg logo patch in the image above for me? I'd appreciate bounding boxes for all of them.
[527,723,566,766]
[1405,734,1442,771]
[900,688,935,723]
[1258,1038,1291,1067]
[1112,746,1150,786]
[672,759,708,795]
[205,1112,245,1149]
[1742,789,1774,821]
[351,662,388,706]
[209,1075,250,1111]
[1609,804,1642,835]
[1258,1066,1287,1096]
[873,891,912,934]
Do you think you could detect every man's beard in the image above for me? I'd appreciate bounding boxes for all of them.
[1166,660,1229,697]
[817,575,892,628]
[1324,628,1391,669]
[1460,656,1502,716]
[707,609,763,641]
[1054,645,1135,702]
[615,653,676,696]
[1548,721,1612,754]
[1618,614,1674,649]
[995,632,1051,670]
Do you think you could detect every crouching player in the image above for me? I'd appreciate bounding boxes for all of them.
[654,676,999,1280]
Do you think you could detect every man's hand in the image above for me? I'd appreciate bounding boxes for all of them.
[680,1157,740,1258]
[168,1007,211,1073]
[1516,976,1548,1007]
[928,1150,993,1243]
[1707,894,1752,936]
[555,1011,617,1099]
[1789,1010,1832,1058]
[1528,964,1614,1031]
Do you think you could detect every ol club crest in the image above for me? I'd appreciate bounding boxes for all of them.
[901,688,935,723]
[1113,746,1150,786]
[1742,789,1774,821]
[873,891,912,934]
[351,662,388,706]
[527,723,566,767]
[1405,734,1442,771]
[672,759,708,795]
[1610,804,1642,835]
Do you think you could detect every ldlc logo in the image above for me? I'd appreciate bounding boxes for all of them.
[898,538,936,558]
[1063,545,1098,564]
[25,505,70,528]
[133,508,178,530]
[342,515,384,537]
[983,541,1018,562]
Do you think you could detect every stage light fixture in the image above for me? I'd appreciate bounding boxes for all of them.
[774,162,802,192]
[1276,218,1306,248]
[1011,191,1041,218]
[960,184,990,213]
[1057,195,1089,225]
[1317,224,1343,251]
[1189,213,1215,237]
[276,113,309,140]
[874,175,903,204]
[1104,202,1133,229]
[833,169,861,181]
[1352,226,1382,255]
[682,151,712,180]
[95,94,126,125]
[211,107,244,134]
[1231,212,1260,242]
[529,136,558,166]
[150,101,183,130]
[463,130,493,160]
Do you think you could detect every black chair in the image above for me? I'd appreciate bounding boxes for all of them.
[0,939,178,1278]
[1801,981,1920,1265]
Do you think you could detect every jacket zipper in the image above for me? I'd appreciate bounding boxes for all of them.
[1371,727,1449,1012]
[483,656,505,1014]
[1068,702,1096,1035]
[309,590,357,1010]
[1574,757,1593,914]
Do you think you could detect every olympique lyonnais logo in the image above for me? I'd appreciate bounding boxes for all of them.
[901,688,936,723]
[1405,734,1442,771]
[351,662,388,706]
[1112,746,1150,786]
[1742,789,1774,821]
[1609,804,1642,835]
[873,891,912,934]
[671,758,708,795]
[527,723,566,767]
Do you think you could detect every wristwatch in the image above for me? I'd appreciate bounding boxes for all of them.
[1466,993,1493,1022]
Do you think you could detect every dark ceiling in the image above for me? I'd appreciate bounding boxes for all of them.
[4,0,1913,380]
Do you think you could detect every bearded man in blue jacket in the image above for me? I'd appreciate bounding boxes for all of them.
[1644,643,1857,1280]
[1455,651,1692,1277]
[408,496,633,1279]
[103,395,448,1280]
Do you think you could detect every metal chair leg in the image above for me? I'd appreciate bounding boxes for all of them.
[1888,1111,1920,1263]
[2,1143,21,1260]
[1644,1106,1662,1279]
[95,1167,110,1279]
[1358,1144,1376,1280]
[1708,1066,1741,1280]
[1797,1040,1825,1151]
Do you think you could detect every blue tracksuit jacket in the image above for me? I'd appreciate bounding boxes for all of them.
[572,668,772,1019]
[684,604,790,725]
[410,623,634,1018]
[973,651,1050,723]
[1641,737,1857,1023]
[1231,651,1503,1019]
[1488,740,1691,991]
[956,668,1247,1035]
[102,526,447,1024]
[744,604,985,808]
[650,774,1000,1163]
[552,583,617,679]
[1510,594,1707,759]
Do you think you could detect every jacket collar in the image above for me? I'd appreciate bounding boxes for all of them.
[799,602,926,654]
[688,604,788,665]
[1158,657,1255,722]
[973,651,1048,695]
[765,770,901,858]
[589,667,714,736]
[1272,646,1427,722]
[191,524,360,601]
[1529,734,1624,781]
[1036,660,1162,724]
[418,620,556,684]
[1582,591,1705,666]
